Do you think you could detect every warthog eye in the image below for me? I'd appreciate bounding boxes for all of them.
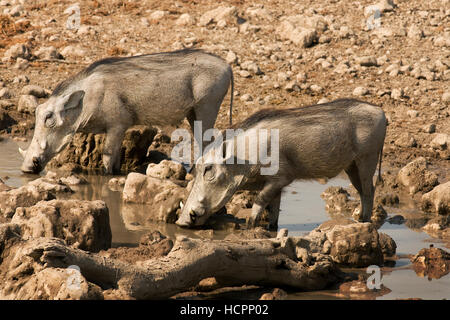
[44,112,56,128]
[203,164,215,181]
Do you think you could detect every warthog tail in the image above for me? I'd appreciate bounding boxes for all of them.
[229,69,234,126]
[377,145,383,182]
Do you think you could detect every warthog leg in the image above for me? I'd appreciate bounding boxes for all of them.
[103,127,126,174]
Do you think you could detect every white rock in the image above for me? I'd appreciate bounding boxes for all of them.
[430,133,450,150]
[442,91,450,103]
[198,6,237,26]
[14,57,29,70]
[4,43,30,60]
[150,10,166,21]
[176,13,195,26]
[310,84,323,93]
[34,46,61,60]
[60,45,86,57]
[353,87,369,96]
[0,88,12,99]
[391,88,403,100]
[225,51,238,65]
[21,85,49,98]
[407,25,424,39]
[18,95,38,114]
[356,56,378,67]
[240,94,253,102]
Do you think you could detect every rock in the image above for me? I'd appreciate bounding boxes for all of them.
[407,110,419,118]
[276,20,318,48]
[310,84,323,93]
[394,132,417,148]
[11,199,111,252]
[48,126,157,173]
[397,157,439,194]
[146,160,186,180]
[60,45,87,58]
[21,85,49,98]
[198,6,237,27]
[364,0,396,15]
[411,247,450,279]
[0,184,56,219]
[430,133,450,150]
[14,57,29,70]
[338,278,391,299]
[378,232,397,256]
[421,182,450,215]
[0,88,12,99]
[108,177,126,191]
[442,91,450,103]
[0,109,17,130]
[390,88,403,100]
[149,10,166,22]
[17,94,39,114]
[433,33,450,47]
[356,56,378,67]
[8,4,24,17]
[407,25,424,39]
[1,266,103,300]
[321,186,359,215]
[260,288,288,300]
[353,87,369,96]
[4,43,30,60]
[387,214,405,224]
[304,220,388,267]
[225,50,238,65]
[240,93,253,102]
[422,124,436,134]
[122,173,186,223]
[240,61,262,75]
[176,13,195,26]
[34,46,62,60]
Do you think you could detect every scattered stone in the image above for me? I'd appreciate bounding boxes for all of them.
[260,288,288,300]
[390,88,403,100]
[356,56,378,67]
[240,61,263,75]
[397,157,439,194]
[176,13,195,26]
[225,51,238,65]
[407,25,424,39]
[240,93,253,102]
[422,124,436,134]
[321,186,359,215]
[4,43,31,60]
[146,160,186,180]
[411,247,450,279]
[276,15,327,47]
[149,10,166,22]
[60,45,87,58]
[122,173,186,223]
[34,46,62,60]
[108,177,127,191]
[11,199,111,252]
[0,88,12,99]
[21,85,49,98]
[353,87,369,96]
[430,133,449,150]
[421,181,450,215]
[442,91,450,103]
[14,57,29,70]
[310,84,323,93]
[198,6,237,27]
[17,95,38,114]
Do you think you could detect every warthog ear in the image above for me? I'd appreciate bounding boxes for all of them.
[63,90,85,111]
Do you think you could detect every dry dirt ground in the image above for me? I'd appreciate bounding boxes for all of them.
[0,0,449,178]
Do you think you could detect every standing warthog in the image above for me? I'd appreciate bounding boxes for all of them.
[176,98,386,229]
[20,49,233,174]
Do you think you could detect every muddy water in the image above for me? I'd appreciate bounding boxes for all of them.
[0,138,449,299]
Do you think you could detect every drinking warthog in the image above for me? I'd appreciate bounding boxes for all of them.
[176,98,386,229]
[20,49,233,174]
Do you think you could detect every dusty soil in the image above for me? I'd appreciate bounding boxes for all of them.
[0,0,448,180]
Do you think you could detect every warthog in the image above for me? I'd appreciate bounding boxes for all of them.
[20,49,233,174]
[176,98,386,229]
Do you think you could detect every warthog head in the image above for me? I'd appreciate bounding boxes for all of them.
[176,143,246,228]
[20,90,85,173]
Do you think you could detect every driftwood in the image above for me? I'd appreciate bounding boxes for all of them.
[0,229,342,299]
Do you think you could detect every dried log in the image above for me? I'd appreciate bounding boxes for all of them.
[1,234,342,299]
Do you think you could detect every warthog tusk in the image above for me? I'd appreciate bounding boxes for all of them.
[18,147,27,158]
[179,201,184,209]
